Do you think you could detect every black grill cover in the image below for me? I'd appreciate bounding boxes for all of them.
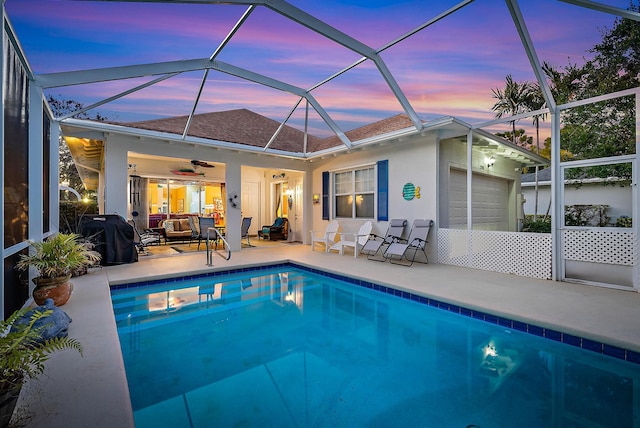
[81,215,138,265]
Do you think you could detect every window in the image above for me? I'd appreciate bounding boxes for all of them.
[334,166,375,218]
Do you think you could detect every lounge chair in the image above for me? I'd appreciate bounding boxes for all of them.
[310,220,340,252]
[361,219,407,261]
[383,219,433,266]
[241,217,253,247]
[258,217,289,241]
[329,221,372,258]
[128,219,160,254]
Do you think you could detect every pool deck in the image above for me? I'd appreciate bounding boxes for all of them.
[14,244,640,427]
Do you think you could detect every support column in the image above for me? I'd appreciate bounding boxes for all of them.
[225,160,242,252]
[634,92,640,290]
[50,120,61,234]
[551,111,562,282]
[28,84,44,241]
[103,136,129,218]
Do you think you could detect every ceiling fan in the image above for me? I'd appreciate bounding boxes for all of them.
[170,160,215,176]
[191,160,215,168]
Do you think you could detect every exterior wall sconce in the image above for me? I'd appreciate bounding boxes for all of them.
[312,193,320,204]
[273,172,286,179]
[487,156,496,168]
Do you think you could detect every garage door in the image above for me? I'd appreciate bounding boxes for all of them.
[449,169,510,230]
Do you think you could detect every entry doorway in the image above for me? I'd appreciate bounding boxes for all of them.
[270,181,290,241]
[268,174,304,242]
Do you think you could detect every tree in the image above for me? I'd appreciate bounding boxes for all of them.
[490,2,638,221]
[523,83,548,221]
[47,96,109,200]
[532,137,572,162]
[495,128,532,148]
[491,75,534,143]
[541,61,583,105]
[558,1,638,168]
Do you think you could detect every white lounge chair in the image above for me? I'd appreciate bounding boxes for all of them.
[361,219,407,261]
[310,220,340,252]
[383,219,433,266]
[329,221,373,258]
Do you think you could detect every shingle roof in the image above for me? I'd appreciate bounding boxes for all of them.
[311,114,415,152]
[123,109,417,154]
[521,167,552,182]
[125,109,326,153]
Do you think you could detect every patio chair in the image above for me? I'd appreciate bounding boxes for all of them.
[258,217,289,241]
[329,221,372,258]
[187,216,200,246]
[128,219,160,254]
[383,219,434,266]
[196,216,216,250]
[361,219,407,261]
[241,217,253,247]
[310,220,340,252]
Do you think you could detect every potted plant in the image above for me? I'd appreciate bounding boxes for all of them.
[0,305,82,428]
[16,233,101,306]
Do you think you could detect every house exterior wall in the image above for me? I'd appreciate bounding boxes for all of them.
[522,182,632,224]
[99,130,528,258]
[310,135,438,256]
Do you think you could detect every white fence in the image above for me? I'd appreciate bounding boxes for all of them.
[562,228,637,289]
[437,228,638,287]
[437,229,552,279]
[562,228,636,266]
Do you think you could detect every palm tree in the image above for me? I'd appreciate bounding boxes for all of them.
[491,75,534,143]
[524,83,547,222]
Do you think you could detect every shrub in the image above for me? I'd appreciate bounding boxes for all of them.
[523,220,551,233]
[564,204,610,227]
[615,216,632,228]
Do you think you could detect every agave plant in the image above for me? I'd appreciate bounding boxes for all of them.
[15,233,101,279]
[0,306,83,395]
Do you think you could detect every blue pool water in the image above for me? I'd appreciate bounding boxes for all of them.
[111,264,640,427]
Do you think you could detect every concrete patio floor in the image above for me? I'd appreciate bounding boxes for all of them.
[13,243,640,427]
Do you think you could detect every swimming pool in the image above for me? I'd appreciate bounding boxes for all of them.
[111,263,640,427]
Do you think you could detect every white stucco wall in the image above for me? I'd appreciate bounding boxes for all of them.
[99,130,530,255]
[522,181,633,224]
[310,135,438,257]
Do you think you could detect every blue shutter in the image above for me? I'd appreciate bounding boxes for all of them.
[322,171,330,220]
[377,160,388,221]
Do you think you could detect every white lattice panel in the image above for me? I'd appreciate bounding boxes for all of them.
[562,229,636,266]
[471,231,552,279]
[438,229,552,279]
[437,229,470,267]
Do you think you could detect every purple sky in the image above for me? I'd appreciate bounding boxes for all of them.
[4,0,631,137]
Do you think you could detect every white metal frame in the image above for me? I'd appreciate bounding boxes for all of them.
[554,88,639,291]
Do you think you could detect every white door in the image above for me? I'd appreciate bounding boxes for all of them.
[291,179,304,242]
[242,181,260,236]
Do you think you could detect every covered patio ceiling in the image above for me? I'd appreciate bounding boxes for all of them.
[6,0,639,158]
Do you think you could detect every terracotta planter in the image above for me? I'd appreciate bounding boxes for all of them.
[0,382,22,428]
[32,275,73,306]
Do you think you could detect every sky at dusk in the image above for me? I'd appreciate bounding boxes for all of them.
[4,0,634,138]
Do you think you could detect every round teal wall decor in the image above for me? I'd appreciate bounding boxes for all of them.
[403,182,415,201]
